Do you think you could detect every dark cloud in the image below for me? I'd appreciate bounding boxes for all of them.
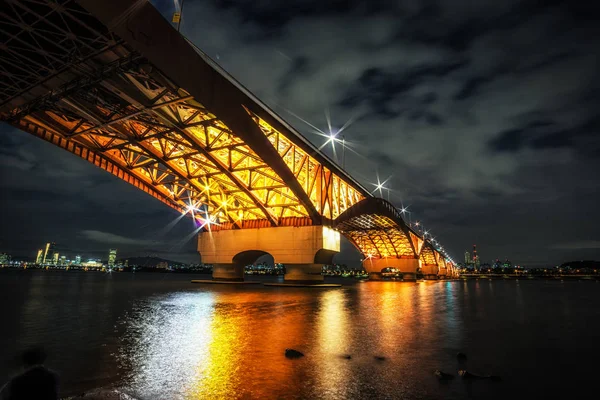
[1,0,600,267]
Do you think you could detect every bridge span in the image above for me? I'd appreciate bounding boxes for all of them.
[0,0,457,282]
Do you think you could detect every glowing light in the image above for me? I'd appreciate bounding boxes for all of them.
[370,174,391,197]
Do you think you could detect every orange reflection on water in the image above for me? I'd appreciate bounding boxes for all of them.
[186,305,242,398]
[119,283,465,399]
[314,290,351,398]
[186,291,310,399]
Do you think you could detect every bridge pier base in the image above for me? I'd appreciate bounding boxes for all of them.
[368,272,383,281]
[363,257,420,282]
[198,226,339,283]
[212,263,245,281]
[421,264,439,280]
[438,267,448,279]
[284,264,324,283]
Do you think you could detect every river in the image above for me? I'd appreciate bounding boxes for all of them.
[0,271,598,399]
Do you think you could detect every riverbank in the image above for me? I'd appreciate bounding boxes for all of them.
[458,274,599,280]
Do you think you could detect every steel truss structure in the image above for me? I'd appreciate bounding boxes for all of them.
[0,0,452,268]
[334,198,423,259]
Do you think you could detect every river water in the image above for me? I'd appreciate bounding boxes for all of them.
[0,271,598,399]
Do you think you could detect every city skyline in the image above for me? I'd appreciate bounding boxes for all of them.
[1,0,599,267]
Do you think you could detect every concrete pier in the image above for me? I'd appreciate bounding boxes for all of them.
[198,226,339,283]
[362,257,420,282]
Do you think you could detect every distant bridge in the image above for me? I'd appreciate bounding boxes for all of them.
[0,0,456,282]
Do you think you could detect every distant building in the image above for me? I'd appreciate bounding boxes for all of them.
[59,255,66,266]
[53,252,59,265]
[0,253,10,265]
[36,249,44,264]
[157,261,168,269]
[81,259,102,268]
[75,255,81,265]
[472,244,480,269]
[108,249,117,267]
[43,242,56,264]
[464,251,471,265]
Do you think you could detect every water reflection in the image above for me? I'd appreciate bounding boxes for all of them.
[315,290,350,399]
[120,292,215,398]
[104,280,599,400]
[4,273,599,399]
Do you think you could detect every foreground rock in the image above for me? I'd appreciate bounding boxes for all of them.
[459,370,501,381]
[434,370,454,380]
[63,389,137,399]
[285,348,304,359]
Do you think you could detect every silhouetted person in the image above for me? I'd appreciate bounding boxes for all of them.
[0,347,58,400]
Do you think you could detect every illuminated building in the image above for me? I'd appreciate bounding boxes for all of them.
[472,244,480,270]
[53,252,59,265]
[108,249,117,267]
[157,261,168,269]
[464,251,471,266]
[42,242,56,264]
[75,255,81,265]
[43,242,55,264]
[60,255,66,266]
[82,260,102,268]
[36,249,43,264]
[0,253,10,265]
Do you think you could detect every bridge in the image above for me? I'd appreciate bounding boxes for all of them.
[0,0,457,282]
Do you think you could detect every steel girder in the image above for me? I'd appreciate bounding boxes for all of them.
[0,0,368,229]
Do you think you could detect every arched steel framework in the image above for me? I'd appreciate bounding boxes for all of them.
[420,241,438,265]
[0,0,367,230]
[333,197,422,258]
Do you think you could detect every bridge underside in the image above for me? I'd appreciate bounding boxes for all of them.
[0,0,366,231]
[0,0,455,281]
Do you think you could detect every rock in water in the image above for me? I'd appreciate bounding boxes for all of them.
[285,348,304,359]
[434,370,454,380]
[459,370,500,381]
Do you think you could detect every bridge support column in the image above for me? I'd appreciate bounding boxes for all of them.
[438,267,448,279]
[421,264,439,280]
[362,257,420,282]
[198,226,339,283]
[284,264,324,283]
[399,258,419,282]
[212,263,245,281]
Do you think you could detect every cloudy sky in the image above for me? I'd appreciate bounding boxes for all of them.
[1,0,599,266]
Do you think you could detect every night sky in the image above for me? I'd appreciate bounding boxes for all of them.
[1,0,599,266]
